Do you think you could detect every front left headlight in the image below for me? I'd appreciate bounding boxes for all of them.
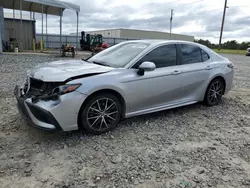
[53,84,82,95]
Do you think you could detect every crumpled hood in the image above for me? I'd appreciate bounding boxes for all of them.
[27,60,114,82]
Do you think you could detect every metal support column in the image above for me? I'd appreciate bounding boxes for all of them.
[33,12,36,46]
[20,0,23,51]
[60,8,62,52]
[46,13,48,48]
[41,4,43,51]
[76,11,79,54]
[30,11,33,50]
[13,9,16,44]
[0,28,2,53]
[0,7,3,54]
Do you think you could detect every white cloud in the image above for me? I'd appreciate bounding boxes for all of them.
[4,0,250,42]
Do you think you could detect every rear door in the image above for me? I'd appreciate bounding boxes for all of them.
[178,43,214,101]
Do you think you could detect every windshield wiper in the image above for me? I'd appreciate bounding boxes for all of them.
[92,61,110,67]
[82,58,91,63]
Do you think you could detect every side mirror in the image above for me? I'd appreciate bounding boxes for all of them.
[137,61,156,76]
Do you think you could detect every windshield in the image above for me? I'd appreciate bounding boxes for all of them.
[87,42,150,68]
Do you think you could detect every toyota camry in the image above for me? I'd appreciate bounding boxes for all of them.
[14,40,234,134]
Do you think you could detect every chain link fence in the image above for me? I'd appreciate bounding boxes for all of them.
[36,34,139,49]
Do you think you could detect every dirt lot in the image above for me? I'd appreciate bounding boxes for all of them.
[0,53,250,188]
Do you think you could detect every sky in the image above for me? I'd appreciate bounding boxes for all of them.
[5,0,250,43]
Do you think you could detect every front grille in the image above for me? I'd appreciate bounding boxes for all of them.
[24,77,63,97]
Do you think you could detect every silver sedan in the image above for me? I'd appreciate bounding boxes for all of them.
[14,40,234,134]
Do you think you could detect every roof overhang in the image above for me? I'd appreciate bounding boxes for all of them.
[0,0,80,16]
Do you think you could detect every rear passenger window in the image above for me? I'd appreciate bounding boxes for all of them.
[181,44,202,64]
[201,49,210,62]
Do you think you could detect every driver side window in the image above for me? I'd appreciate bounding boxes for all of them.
[132,44,177,69]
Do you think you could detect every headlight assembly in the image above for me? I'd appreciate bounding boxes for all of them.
[53,84,82,95]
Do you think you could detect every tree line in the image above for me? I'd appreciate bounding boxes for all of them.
[194,39,250,50]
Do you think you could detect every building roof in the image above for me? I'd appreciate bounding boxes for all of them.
[0,0,80,16]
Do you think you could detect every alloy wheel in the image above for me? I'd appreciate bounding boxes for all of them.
[207,80,224,105]
[86,98,119,131]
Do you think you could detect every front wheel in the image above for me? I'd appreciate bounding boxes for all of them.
[79,93,122,135]
[204,78,225,106]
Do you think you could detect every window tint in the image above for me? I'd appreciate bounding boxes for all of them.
[88,42,150,68]
[201,49,210,62]
[181,44,202,64]
[132,44,177,68]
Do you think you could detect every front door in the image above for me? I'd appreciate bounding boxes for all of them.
[124,44,183,114]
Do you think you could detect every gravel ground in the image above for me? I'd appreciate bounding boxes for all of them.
[0,53,250,188]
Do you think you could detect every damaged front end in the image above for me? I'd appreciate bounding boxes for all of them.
[14,76,86,131]
[22,77,81,103]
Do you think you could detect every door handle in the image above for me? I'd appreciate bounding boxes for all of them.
[205,66,213,70]
[171,70,181,75]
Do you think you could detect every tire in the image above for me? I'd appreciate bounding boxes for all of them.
[204,78,225,106]
[79,93,122,135]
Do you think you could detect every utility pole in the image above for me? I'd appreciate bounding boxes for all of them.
[170,9,174,39]
[218,0,228,51]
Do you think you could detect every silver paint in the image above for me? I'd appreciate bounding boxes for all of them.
[18,40,234,131]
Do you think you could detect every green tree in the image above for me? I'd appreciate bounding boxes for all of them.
[195,38,249,50]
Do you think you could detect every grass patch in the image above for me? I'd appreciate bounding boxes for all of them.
[212,49,246,55]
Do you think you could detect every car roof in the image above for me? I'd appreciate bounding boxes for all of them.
[120,39,203,47]
[119,39,226,62]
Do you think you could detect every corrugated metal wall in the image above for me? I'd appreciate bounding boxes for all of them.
[3,18,35,50]
[36,29,194,49]
[36,34,135,49]
[87,29,121,38]
[81,29,194,42]
[36,34,79,48]
[120,29,194,42]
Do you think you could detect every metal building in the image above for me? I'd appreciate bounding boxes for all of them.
[0,0,80,53]
[3,13,35,50]
[73,28,194,42]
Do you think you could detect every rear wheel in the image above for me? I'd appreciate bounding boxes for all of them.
[79,93,122,135]
[204,78,225,106]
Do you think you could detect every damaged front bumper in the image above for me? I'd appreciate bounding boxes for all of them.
[14,85,87,131]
